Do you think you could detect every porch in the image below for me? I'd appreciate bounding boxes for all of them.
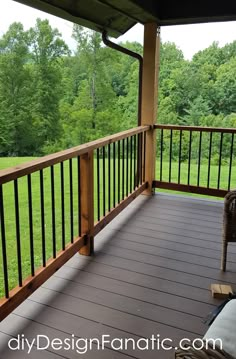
[1,192,235,359]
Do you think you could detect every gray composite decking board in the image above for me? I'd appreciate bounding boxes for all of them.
[126,210,223,229]
[108,209,223,242]
[55,265,215,317]
[114,206,223,234]
[65,256,219,305]
[113,199,223,224]
[0,193,234,359]
[137,204,224,223]
[107,225,236,255]
[26,287,197,345]
[142,202,223,220]
[127,213,222,235]
[148,197,224,214]
[110,219,222,243]
[104,239,236,271]
[152,193,224,209]
[107,221,232,252]
[103,238,226,268]
[108,230,236,261]
[98,243,236,285]
[73,248,236,287]
[66,251,227,293]
[41,275,206,335]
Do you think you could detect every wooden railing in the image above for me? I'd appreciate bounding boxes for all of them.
[154,124,236,197]
[0,125,149,321]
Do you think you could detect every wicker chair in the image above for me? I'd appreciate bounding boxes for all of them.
[221,190,236,272]
[175,342,235,359]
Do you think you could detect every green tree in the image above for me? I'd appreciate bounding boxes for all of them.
[214,57,236,115]
[28,18,69,152]
[0,22,34,155]
[60,26,118,146]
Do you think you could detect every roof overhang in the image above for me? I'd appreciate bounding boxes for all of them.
[13,0,236,38]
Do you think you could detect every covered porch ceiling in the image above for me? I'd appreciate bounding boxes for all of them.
[13,0,236,38]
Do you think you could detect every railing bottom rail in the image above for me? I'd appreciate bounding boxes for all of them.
[0,235,85,322]
[153,181,227,198]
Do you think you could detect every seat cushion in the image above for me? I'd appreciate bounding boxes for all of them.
[204,299,236,358]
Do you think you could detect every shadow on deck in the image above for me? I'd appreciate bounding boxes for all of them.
[1,193,236,359]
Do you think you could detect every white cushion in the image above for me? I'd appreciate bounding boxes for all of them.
[204,299,236,358]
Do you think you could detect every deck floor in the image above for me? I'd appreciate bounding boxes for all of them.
[1,193,236,359]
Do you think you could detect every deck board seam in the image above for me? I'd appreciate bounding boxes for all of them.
[111,223,222,243]
[96,249,236,282]
[108,235,236,263]
[106,228,235,253]
[64,262,221,304]
[102,243,235,269]
[52,273,207,319]
[25,297,195,342]
[110,221,221,240]
[37,286,203,336]
[125,212,223,228]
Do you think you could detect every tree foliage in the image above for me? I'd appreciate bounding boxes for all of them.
[0,21,235,158]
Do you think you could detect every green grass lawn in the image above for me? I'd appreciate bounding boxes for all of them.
[0,156,233,297]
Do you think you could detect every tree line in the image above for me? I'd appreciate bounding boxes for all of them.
[0,19,235,157]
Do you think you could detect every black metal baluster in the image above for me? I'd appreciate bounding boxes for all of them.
[77,156,81,237]
[130,136,133,193]
[122,139,125,200]
[160,129,163,182]
[140,133,143,185]
[69,158,74,243]
[40,170,46,267]
[50,166,56,258]
[187,131,192,185]
[97,148,100,221]
[178,130,182,184]
[228,133,234,190]
[113,142,116,207]
[143,132,146,183]
[14,180,22,286]
[27,174,34,275]
[134,135,137,190]
[108,144,111,211]
[197,132,202,187]
[169,130,173,182]
[118,141,121,204]
[0,185,9,298]
[126,137,129,195]
[102,147,106,216]
[60,162,65,250]
[217,132,223,189]
[207,132,213,188]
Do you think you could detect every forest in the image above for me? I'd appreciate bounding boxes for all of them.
[0,19,236,157]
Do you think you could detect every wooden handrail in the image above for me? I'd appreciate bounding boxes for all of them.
[155,124,236,133]
[0,126,149,185]
[0,125,150,321]
[154,123,236,198]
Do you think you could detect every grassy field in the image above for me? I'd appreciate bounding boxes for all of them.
[0,156,232,296]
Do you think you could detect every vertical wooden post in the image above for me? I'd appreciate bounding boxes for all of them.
[79,151,94,256]
[141,23,160,195]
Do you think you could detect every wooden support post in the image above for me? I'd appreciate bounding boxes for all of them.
[79,151,94,256]
[141,23,160,195]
